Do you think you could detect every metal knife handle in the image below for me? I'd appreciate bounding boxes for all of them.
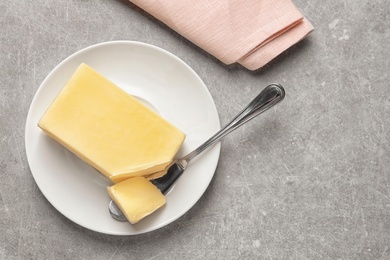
[178,83,285,168]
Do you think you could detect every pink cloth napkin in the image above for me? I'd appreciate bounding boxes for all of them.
[128,0,313,70]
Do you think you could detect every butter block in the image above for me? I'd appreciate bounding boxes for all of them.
[38,63,185,182]
[107,177,166,224]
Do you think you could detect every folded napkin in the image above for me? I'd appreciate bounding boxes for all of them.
[128,0,313,70]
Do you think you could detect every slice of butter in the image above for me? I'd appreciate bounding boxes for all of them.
[107,176,166,224]
[38,63,185,182]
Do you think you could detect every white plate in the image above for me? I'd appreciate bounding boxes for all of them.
[25,41,220,235]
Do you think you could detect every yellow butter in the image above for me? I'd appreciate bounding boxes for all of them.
[107,177,166,224]
[38,63,185,182]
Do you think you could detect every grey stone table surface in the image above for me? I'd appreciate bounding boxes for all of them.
[1,0,389,259]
